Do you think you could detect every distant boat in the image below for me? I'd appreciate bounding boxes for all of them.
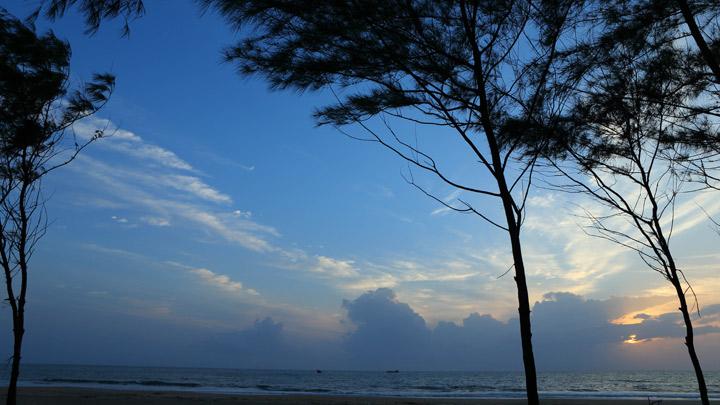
[315,369,322,374]
[385,370,399,373]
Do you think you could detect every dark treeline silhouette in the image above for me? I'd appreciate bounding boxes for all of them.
[0,8,114,405]
[11,1,720,404]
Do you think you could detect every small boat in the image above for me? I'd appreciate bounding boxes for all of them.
[385,370,399,373]
[315,369,322,374]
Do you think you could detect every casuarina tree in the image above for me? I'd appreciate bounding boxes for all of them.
[0,9,114,404]
[194,1,577,402]
[504,5,717,402]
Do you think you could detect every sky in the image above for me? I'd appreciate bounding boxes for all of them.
[1,1,719,371]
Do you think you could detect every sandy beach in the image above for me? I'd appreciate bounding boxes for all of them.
[3,388,711,404]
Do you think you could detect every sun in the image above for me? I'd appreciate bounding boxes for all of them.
[623,334,645,344]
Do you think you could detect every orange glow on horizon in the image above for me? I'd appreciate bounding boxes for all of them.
[624,334,640,344]
[623,334,649,344]
[611,300,678,325]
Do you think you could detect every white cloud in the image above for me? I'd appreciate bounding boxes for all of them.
[111,215,129,224]
[115,142,193,171]
[162,175,232,204]
[190,268,259,295]
[527,193,556,208]
[430,189,462,216]
[72,117,194,171]
[73,153,277,253]
[178,207,277,252]
[233,210,252,218]
[311,256,358,278]
[142,216,171,227]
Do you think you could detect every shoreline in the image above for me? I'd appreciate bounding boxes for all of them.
[4,387,714,404]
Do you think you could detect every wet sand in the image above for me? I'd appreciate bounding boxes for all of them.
[4,387,710,404]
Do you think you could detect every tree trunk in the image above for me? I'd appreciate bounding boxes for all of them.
[505,210,539,405]
[7,175,30,405]
[671,274,709,405]
[677,0,720,83]
[6,312,24,405]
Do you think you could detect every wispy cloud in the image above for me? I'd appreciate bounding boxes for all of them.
[73,118,194,171]
[70,117,276,253]
[190,268,259,296]
[83,243,261,298]
[111,215,128,224]
[161,175,232,204]
[141,216,171,227]
[311,256,358,278]
[430,189,462,216]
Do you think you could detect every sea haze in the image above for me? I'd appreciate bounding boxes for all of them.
[7,364,720,400]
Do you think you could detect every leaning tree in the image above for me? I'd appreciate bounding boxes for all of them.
[194,1,578,401]
[0,9,114,404]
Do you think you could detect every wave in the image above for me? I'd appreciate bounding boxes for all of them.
[42,378,201,388]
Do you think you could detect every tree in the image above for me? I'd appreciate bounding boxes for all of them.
[195,1,575,402]
[569,1,720,85]
[509,13,716,403]
[0,9,114,404]
[30,0,145,37]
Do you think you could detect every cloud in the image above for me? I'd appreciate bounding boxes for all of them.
[162,175,232,204]
[342,288,431,369]
[312,256,358,278]
[199,317,345,369]
[72,149,277,253]
[11,283,720,370]
[190,268,259,296]
[141,216,170,227]
[339,289,720,371]
[430,189,462,216]
[177,206,277,252]
[110,215,128,224]
[73,118,193,171]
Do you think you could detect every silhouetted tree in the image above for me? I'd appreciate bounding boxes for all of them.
[0,9,114,405]
[557,1,718,86]
[192,1,576,402]
[507,11,716,403]
[29,0,145,36]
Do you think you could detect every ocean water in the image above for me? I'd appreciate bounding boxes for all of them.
[5,364,720,400]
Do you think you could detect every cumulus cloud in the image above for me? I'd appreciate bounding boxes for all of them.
[343,288,430,369]
[199,317,346,369]
[340,289,720,371]
[11,285,720,370]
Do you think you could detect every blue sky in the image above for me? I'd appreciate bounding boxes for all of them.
[1,1,720,371]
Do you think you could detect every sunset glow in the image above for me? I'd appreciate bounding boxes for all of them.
[623,334,647,344]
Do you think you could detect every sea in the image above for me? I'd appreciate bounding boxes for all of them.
[5,364,720,400]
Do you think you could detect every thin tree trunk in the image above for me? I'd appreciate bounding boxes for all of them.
[6,314,24,405]
[670,272,709,405]
[647,181,709,405]
[507,218,539,405]
[6,177,30,405]
[676,0,720,83]
[456,2,539,401]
